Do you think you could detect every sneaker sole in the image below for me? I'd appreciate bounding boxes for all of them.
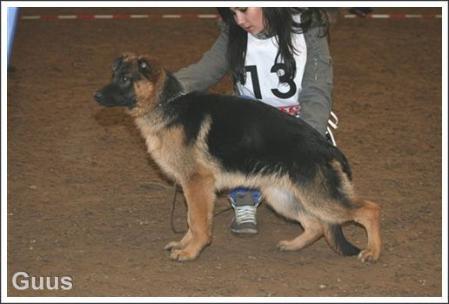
[231,228,259,235]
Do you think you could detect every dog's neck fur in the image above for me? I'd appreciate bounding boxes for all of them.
[133,70,185,134]
[157,71,185,106]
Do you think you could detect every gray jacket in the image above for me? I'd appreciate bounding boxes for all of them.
[174,22,333,136]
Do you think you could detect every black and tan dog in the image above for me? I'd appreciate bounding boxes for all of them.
[94,53,382,262]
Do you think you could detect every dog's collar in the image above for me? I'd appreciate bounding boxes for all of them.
[157,91,186,107]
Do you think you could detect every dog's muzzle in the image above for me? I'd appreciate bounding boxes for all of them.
[93,89,136,109]
[94,90,113,107]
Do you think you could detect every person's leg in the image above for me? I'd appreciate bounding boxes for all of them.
[324,8,339,25]
[229,187,262,234]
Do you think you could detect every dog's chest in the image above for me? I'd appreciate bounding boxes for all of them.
[135,117,193,180]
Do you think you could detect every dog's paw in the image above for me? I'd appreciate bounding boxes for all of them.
[164,241,183,251]
[169,248,198,262]
[358,248,380,263]
[277,240,299,251]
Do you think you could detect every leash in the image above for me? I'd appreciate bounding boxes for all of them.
[170,182,233,234]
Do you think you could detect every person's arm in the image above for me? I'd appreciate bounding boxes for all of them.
[174,22,229,93]
[298,25,333,136]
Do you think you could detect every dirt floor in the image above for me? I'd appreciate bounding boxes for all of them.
[6,7,443,298]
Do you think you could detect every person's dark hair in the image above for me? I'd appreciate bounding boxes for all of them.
[217,8,329,85]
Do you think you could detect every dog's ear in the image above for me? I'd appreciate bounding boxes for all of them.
[112,56,124,72]
[113,53,136,72]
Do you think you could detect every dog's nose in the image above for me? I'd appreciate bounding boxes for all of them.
[94,91,104,102]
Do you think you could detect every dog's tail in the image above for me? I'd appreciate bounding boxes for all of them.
[324,224,360,256]
[332,146,352,181]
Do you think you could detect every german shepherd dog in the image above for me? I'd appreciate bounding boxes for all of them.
[94,53,382,262]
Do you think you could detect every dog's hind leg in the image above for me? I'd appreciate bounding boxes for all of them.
[297,161,381,261]
[304,195,381,262]
[277,213,324,251]
[351,199,382,262]
[168,172,216,261]
[262,187,325,251]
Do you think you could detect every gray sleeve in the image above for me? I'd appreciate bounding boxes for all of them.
[298,26,333,136]
[173,22,229,93]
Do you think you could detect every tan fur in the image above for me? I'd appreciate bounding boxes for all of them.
[352,199,382,262]
[127,54,167,119]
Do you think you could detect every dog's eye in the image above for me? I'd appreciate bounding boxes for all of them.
[121,75,130,83]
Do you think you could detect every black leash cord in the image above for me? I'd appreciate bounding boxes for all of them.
[170,182,185,234]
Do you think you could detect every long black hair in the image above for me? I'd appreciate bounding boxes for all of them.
[217,8,329,85]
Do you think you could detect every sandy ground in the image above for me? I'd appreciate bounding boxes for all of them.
[6,7,443,298]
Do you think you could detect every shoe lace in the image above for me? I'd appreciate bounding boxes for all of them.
[327,111,339,147]
[234,205,257,224]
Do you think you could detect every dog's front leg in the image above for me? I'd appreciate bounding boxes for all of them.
[164,229,192,251]
[168,173,215,261]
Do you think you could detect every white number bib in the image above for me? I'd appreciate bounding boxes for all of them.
[236,15,307,112]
